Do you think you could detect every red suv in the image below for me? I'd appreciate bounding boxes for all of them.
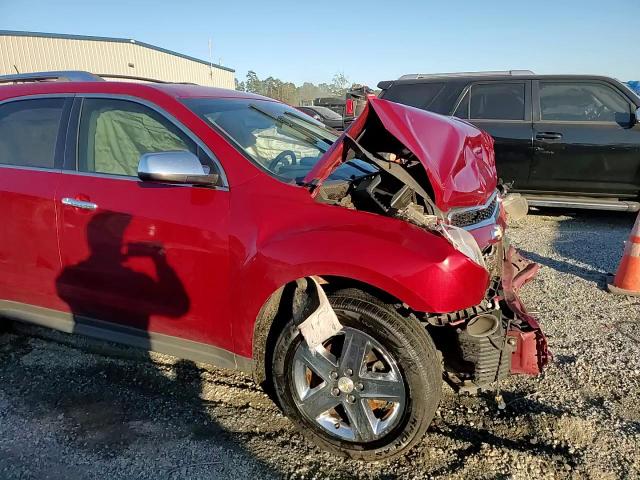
[0,71,548,460]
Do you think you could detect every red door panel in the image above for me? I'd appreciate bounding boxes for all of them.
[55,174,231,349]
[0,168,62,308]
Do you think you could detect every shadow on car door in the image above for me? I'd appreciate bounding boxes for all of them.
[55,96,232,352]
[0,97,71,310]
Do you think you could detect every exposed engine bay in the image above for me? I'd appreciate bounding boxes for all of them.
[308,99,550,394]
[314,111,442,227]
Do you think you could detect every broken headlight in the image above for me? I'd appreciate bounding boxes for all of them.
[438,224,487,270]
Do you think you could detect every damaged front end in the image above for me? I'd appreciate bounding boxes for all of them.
[425,241,550,394]
[304,97,550,394]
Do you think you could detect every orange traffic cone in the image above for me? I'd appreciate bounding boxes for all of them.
[608,212,640,296]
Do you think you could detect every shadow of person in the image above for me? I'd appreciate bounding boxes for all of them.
[56,212,189,336]
[52,213,282,477]
[55,212,203,446]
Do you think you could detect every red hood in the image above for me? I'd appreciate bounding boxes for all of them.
[303,97,497,212]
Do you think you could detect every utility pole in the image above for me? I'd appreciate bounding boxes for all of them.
[208,38,213,79]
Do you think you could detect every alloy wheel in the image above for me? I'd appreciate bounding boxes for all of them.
[291,326,406,443]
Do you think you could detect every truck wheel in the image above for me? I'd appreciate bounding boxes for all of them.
[271,289,441,461]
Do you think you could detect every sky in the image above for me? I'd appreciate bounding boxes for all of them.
[1,0,637,87]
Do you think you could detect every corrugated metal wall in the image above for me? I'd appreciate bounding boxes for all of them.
[0,34,235,89]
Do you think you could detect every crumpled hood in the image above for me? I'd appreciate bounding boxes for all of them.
[303,97,497,212]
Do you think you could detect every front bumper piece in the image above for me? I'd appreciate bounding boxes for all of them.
[437,244,550,394]
[502,245,550,375]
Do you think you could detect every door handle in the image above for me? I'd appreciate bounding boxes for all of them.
[536,132,563,141]
[61,197,98,210]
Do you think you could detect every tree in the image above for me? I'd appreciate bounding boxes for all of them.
[245,70,262,95]
[330,72,350,96]
[239,70,362,105]
[262,76,280,100]
[298,82,332,103]
[280,82,298,105]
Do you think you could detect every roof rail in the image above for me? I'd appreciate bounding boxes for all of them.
[0,71,197,86]
[0,70,104,84]
[98,74,196,85]
[398,70,534,80]
[99,74,166,84]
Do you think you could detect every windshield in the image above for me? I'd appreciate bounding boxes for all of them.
[183,98,375,183]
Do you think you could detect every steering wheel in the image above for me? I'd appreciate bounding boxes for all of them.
[593,104,608,121]
[269,150,297,172]
[585,103,607,121]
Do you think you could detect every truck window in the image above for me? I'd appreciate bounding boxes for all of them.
[383,83,445,110]
[539,82,631,123]
[453,91,469,119]
[470,83,525,120]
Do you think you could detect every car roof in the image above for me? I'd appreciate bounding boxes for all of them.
[0,80,274,103]
[380,73,625,87]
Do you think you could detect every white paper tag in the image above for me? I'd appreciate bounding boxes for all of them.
[298,278,343,349]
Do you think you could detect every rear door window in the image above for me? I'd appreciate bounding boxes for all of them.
[0,98,65,168]
[539,82,631,123]
[77,98,200,177]
[470,83,526,120]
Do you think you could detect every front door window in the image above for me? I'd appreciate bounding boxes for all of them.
[78,98,200,176]
[539,82,632,124]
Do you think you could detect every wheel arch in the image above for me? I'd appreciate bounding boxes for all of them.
[250,275,408,385]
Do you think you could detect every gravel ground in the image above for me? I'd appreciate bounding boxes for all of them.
[1,210,639,479]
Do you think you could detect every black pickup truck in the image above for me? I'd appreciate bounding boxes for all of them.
[378,71,640,211]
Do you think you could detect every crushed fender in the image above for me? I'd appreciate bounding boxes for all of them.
[298,277,343,350]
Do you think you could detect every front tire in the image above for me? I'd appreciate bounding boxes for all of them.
[271,289,442,461]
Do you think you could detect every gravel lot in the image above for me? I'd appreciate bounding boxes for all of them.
[1,210,639,479]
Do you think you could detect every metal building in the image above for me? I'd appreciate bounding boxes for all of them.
[0,30,235,89]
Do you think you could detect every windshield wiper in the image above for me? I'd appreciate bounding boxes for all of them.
[248,103,332,145]
[282,111,337,143]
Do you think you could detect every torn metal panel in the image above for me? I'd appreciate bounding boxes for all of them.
[502,245,550,375]
[303,97,497,212]
[298,277,343,350]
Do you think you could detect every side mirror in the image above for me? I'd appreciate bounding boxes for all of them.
[138,151,219,186]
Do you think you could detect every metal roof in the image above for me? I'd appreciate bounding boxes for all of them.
[399,70,534,80]
[0,30,235,73]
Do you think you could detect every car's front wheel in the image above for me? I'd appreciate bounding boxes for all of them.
[271,289,442,461]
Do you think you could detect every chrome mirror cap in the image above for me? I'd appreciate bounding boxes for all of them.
[138,151,218,186]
